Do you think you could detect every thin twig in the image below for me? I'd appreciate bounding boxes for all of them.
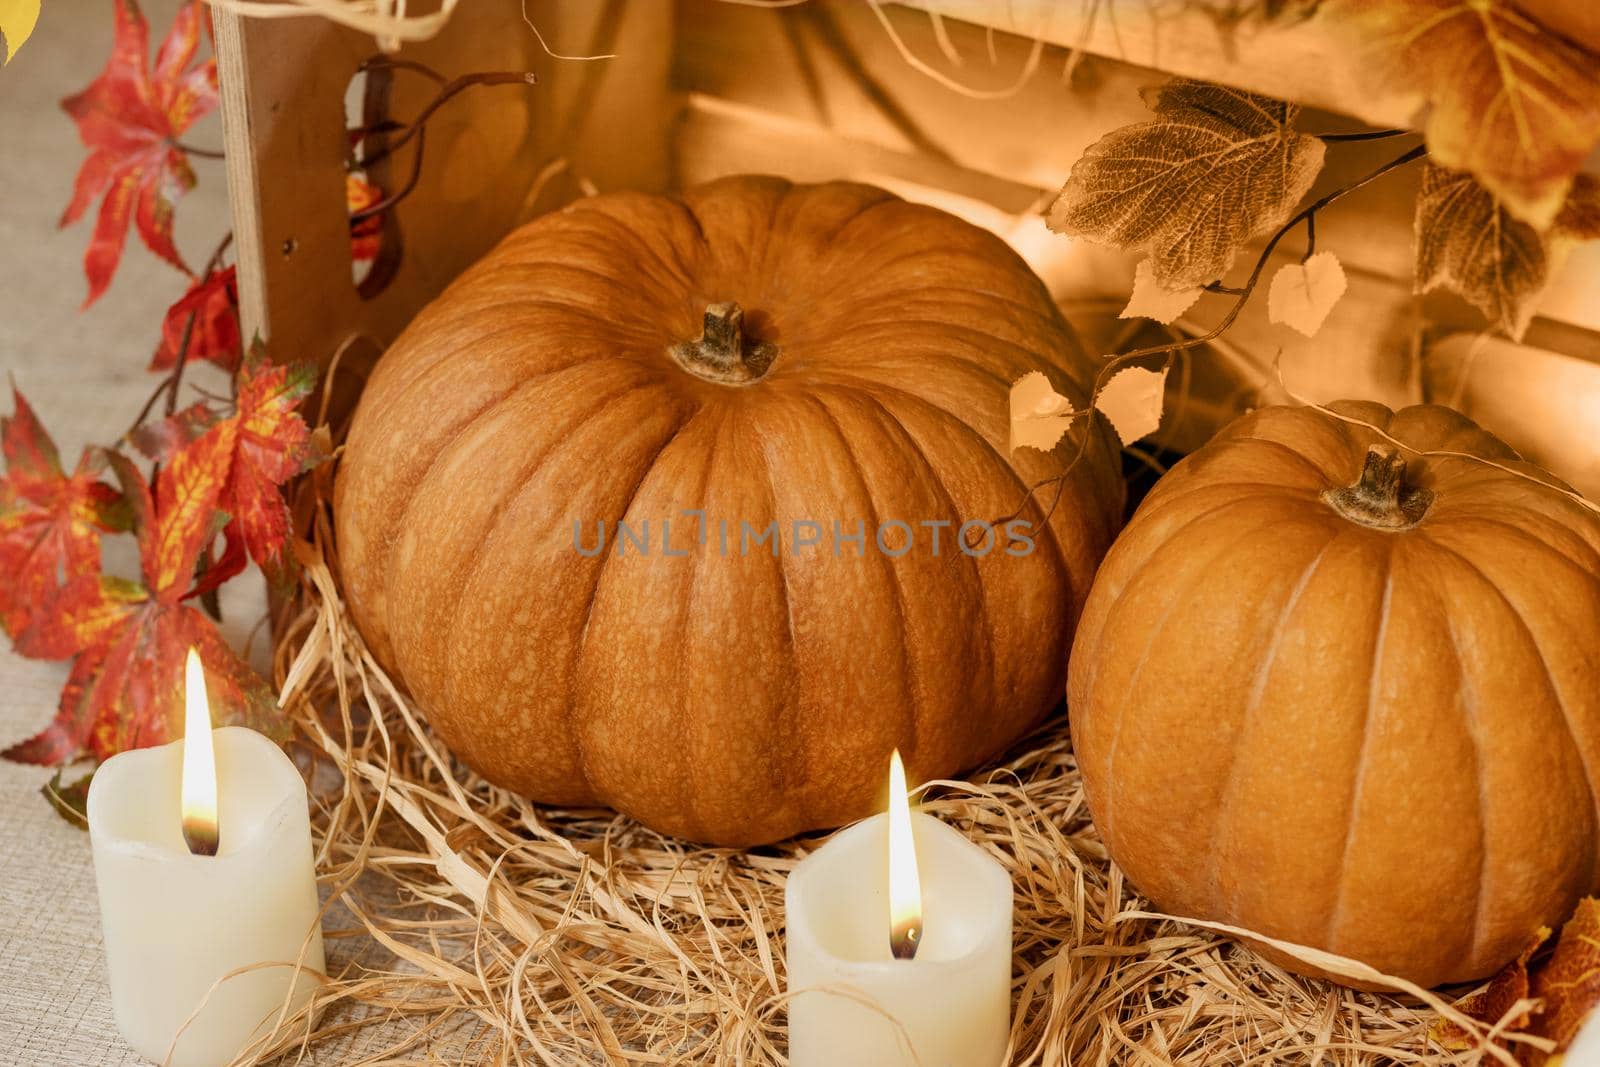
[803,5,956,164]
[164,311,199,419]
[202,231,234,279]
[171,139,225,159]
[1123,444,1169,479]
[994,144,1430,528]
[127,380,172,440]
[865,0,1043,100]
[127,309,199,440]
[359,55,448,85]
[350,129,427,222]
[1315,128,1411,142]
[360,71,538,169]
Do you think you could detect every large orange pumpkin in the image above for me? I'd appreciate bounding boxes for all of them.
[1068,400,1600,987]
[335,176,1124,845]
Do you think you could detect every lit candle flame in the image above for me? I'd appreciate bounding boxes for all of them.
[887,749,922,960]
[181,647,219,857]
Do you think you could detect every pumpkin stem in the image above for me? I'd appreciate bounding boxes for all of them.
[670,302,778,385]
[1321,444,1434,529]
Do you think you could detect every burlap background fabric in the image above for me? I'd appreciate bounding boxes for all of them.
[2,4,284,1062]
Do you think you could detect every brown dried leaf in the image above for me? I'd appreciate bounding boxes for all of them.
[1048,79,1325,289]
[1533,898,1600,1059]
[1330,0,1600,229]
[1430,927,1546,1052]
[1554,174,1600,242]
[1415,163,1548,340]
[40,766,93,830]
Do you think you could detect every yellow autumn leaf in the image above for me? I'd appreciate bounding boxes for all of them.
[0,0,39,64]
[1008,371,1077,454]
[1267,251,1348,338]
[1120,258,1203,326]
[1095,366,1168,446]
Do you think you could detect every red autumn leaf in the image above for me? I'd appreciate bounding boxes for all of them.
[348,173,384,263]
[0,390,127,639]
[186,521,247,603]
[1,449,278,766]
[3,575,278,763]
[151,266,241,372]
[59,0,218,306]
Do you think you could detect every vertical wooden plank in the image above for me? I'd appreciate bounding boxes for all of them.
[213,2,678,387]
[214,10,370,362]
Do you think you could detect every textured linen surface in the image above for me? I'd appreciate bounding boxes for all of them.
[1,3,319,1063]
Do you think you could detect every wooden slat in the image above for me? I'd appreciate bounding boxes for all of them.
[675,92,1045,212]
[895,0,1425,130]
[1425,332,1600,498]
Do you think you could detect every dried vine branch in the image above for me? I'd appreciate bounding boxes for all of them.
[1000,142,1429,530]
[358,70,538,170]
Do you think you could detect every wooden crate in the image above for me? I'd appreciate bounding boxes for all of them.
[214,0,1600,492]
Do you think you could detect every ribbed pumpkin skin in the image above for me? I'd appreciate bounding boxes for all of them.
[1068,401,1600,987]
[335,177,1124,845]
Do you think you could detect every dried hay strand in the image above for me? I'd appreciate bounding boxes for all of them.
[205,0,461,46]
[242,488,1518,1066]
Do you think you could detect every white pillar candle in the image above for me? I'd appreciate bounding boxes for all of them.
[785,760,1012,1067]
[88,664,324,1067]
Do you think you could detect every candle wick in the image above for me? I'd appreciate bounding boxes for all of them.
[890,921,921,961]
[183,819,220,857]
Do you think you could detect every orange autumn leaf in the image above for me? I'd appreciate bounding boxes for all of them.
[348,173,384,263]
[1,450,277,766]
[0,389,128,640]
[59,0,218,305]
[143,418,235,594]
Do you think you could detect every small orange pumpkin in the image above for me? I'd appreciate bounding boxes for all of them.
[335,176,1125,845]
[1069,400,1600,986]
